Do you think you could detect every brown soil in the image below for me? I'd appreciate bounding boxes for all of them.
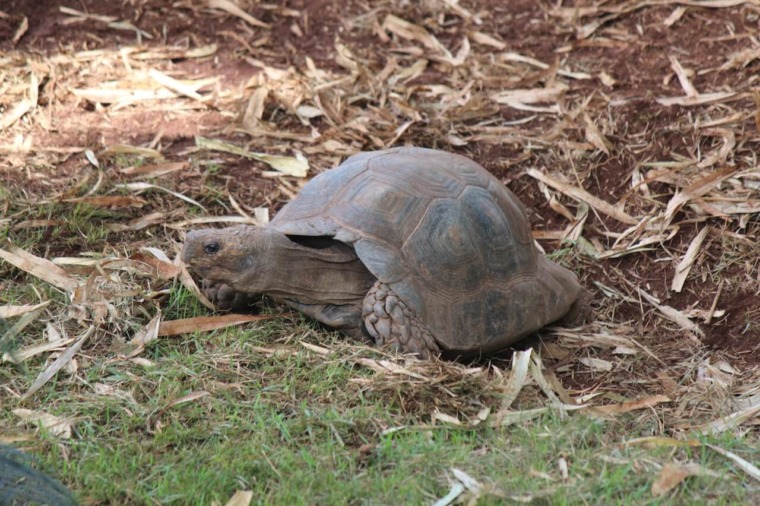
[1,0,759,382]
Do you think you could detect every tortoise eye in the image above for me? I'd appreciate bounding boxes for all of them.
[204,242,220,255]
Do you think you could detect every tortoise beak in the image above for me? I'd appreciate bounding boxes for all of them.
[181,230,203,266]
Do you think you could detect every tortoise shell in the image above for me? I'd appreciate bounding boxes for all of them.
[270,147,582,353]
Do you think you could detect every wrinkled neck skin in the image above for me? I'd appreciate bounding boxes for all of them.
[230,228,374,307]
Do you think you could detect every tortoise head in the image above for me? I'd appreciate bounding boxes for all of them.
[182,226,269,287]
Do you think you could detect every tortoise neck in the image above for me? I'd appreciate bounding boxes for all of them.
[245,229,374,306]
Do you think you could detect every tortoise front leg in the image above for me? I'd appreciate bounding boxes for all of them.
[202,280,259,311]
[284,300,372,344]
[362,281,440,359]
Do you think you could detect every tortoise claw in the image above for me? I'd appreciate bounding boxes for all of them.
[202,280,258,312]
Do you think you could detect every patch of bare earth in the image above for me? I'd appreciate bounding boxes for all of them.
[1,0,758,478]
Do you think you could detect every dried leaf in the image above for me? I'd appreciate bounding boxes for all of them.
[669,55,698,97]
[663,166,736,225]
[451,468,482,492]
[671,227,709,292]
[72,76,216,106]
[0,305,48,363]
[491,404,586,427]
[624,437,701,448]
[163,390,210,410]
[148,68,204,101]
[116,182,206,211]
[178,263,215,310]
[4,338,75,365]
[0,301,50,319]
[242,87,269,129]
[0,241,79,292]
[433,482,465,506]
[526,169,638,225]
[11,15,28,45]
[225,490,254,506]
[108,212,168,232]
[583,112,610,155]
[300,342,331,355]
[22,328,93,399]
[663,6,687,27]
[468,30,506,50]
[498,349,532,411]
[196,136,309,177]
[594,395,670,415]
[635,287,703,336]
[119,162,188,177]
[158,314,272,336]
[651,463,705,496]
[206,0,270,28]
[128,44,218,61]
[130,312,162,348]
[12,409,73,439]
[693,404,760,435]
[432,411,462,426]
[0,99,34,130]
[64,196,147,208]
[169,216,261,229]
[355,358,430,380]
[529,354,564,406]
[128,249,180,279]
[382,14,450,56]
[707,444,760,482]
[491,84,567,113]
[579,357,614,372]
[102,144,164,160]
[656,91,737,106]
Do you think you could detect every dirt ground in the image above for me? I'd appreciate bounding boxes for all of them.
[1,0,759,426]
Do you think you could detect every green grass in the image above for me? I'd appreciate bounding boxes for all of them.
[1,182,757,506]
[3,315,758,505]
[0,198,124,254]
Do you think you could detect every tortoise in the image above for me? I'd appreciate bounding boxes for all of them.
[182,147,588,358]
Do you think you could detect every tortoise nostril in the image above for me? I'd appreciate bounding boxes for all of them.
[204,242,220,255]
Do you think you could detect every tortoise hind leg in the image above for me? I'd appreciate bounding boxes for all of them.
[362,281,440,359]
[557,288,594,327]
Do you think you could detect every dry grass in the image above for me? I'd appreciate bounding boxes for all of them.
[1,0,759,503]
